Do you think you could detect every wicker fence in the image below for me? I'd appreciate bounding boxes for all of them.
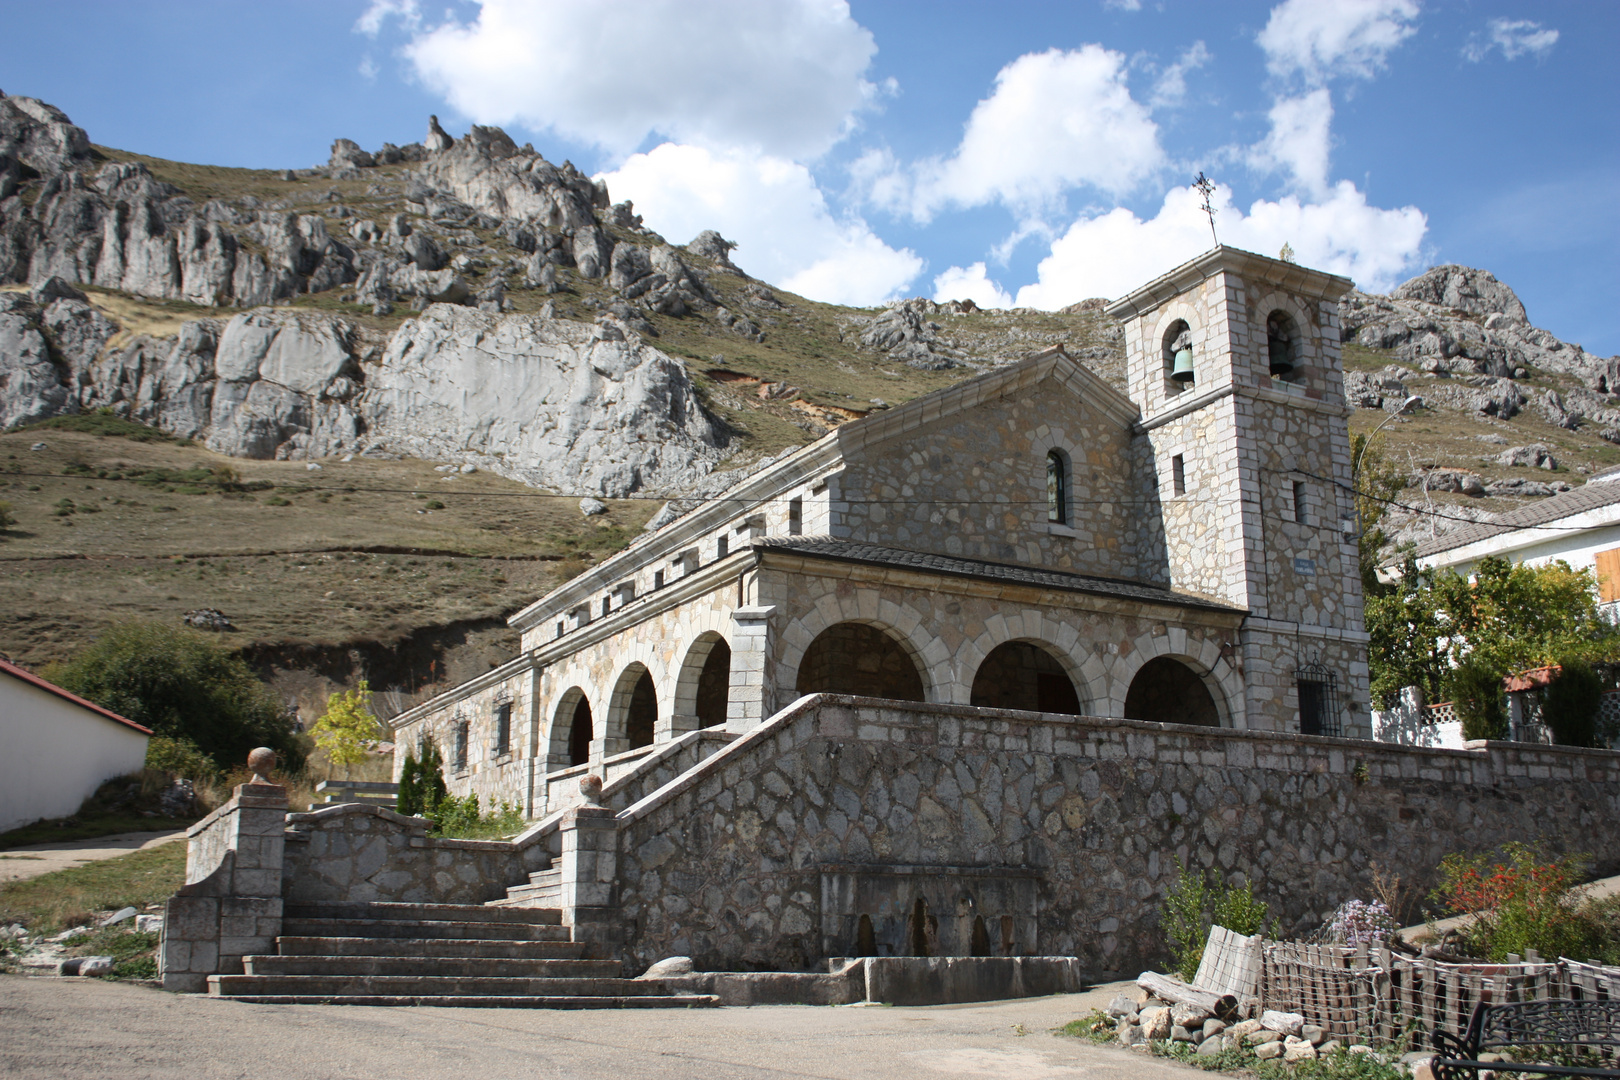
[1258,942,1620,1047]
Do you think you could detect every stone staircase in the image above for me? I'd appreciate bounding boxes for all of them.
[488,867,561,909]
[207,901,717,1008]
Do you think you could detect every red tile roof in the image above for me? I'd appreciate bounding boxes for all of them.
[0,657,153,735]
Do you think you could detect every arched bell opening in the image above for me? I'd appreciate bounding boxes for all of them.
[796,621,926,702]
[1267,309,1302,381]
[1123,656,1222,727]
[970,640,1083,714]
[1162,318,1195,388]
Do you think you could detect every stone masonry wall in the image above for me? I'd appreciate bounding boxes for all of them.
[281,802,548,905]
[832,380,1148,576]
[610,696,1620,976]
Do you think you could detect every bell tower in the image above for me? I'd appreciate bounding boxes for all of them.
[1106,246,1370,738]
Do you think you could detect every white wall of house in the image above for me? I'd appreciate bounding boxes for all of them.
[0,671,150,834]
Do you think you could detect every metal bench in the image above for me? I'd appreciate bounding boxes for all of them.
[1431,999,1620,1079]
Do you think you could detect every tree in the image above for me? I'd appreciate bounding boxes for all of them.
[1350,432,1408,598]
[1449,655,1509,741]
[44,621,304,774]
[1541,657,1603,747]
[310,680,384,777]
[1368,553,1620,711]
[397,735,447,817]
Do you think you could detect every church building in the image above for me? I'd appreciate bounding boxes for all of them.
[390,246,1371,818]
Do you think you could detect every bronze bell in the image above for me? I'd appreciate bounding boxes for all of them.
[1263,333,1289,375]
[1170,347,1195,382]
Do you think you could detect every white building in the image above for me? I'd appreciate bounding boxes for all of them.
[1411,468,1620,617]
[0,658,151,833]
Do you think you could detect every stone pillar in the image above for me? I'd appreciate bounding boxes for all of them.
[657,712,701,743]
[557,775,620,958]
[726,605,777,732]
[160,748,287,993]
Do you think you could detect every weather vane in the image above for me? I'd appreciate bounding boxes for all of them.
[1192,172,1218,245]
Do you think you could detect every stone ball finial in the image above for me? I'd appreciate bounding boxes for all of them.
[579,774,603,807]
[247,747,276,784]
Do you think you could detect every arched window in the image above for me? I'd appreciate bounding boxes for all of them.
[1267,310,1300,380]
[1046,450,1068,525]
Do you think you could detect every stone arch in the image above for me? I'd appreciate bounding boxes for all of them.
[970,640,1084,714]
[778,593,947,702]
[1150,302,1201,388]
[795,622,926,702]
[674,630,732,729]
[608,662,658,750]
[1254,289,1319,383]
[1124,657,1220,726]
[1105,630,1244,728]
[548,687,594,768]
[949,614,1108,709]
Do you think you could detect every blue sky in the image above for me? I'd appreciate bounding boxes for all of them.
[2,1,1615,353]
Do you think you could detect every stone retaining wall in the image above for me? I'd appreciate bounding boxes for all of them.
[610,695,1620,976]
[281,802,549,906]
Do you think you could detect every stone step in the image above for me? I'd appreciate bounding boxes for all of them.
[209,975,694,998]
[280,918,571,942]
[207,994,720,1009]
[274,936,586,960]
[284,901,561,926]
[493,882,561,905]
[244,955,622,979]
[528,869,561,887]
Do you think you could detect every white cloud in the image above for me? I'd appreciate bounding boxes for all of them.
[599,143,922,307]
[1013,181,1427,309]
[357,55,379,82]
[1249,89,1334,195]
[355,0,420,37]
[1105,0,1143,9]
[387,0,878,160]
[1463,18,1559,62]
[1258,0,1419,86]
[933,263,1013,309]
[1148,41,1212,109]
[905,45,1164,220]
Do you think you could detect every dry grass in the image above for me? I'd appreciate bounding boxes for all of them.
[0,426,652,666]
[0,841,186,934]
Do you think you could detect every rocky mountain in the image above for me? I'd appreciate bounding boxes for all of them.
[3,89,1617,516]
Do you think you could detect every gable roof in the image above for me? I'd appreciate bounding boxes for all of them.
[832,345,1141,457]
[1411,480,1620,561]
[0,657,153,735]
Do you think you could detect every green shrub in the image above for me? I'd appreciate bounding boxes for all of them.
[0,499,14,530]
[1542,659,1603,747]
[44,621,304,774]
[396,735,447,817]
[424,500,445,510]
[1432,842,1596,961]
[1448,657,1508,741]
[144,736,218,780]
[1161,858,1280,980]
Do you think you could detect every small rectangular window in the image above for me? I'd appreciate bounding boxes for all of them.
[454,722,469,770]
[494,702,512,756]
[1296,663,1341,737]
[1292,481,1309,524]
[654,569,665,590]
[788,497,803,535]
[717,535,729,559]
[601,597,611,618]
[555,620,564,639]
[1172,454,1186,497]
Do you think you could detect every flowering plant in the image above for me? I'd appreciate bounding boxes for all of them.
[1325,898,1397,944]
[1431,842,1593,962]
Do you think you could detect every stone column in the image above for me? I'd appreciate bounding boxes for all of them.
[160,748,287,993]
[726,605,777,732]
[557,775,620,957]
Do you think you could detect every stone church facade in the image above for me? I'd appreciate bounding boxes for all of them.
[391,246,1371,820]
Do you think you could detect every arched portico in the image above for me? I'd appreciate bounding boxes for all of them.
[970,640,1084,714]
[608,662,658,751]
[949,613,1108,708]
[795,621,926,702]
[674,631,732,730]
[547,687,594,768]
[778,591,947,703]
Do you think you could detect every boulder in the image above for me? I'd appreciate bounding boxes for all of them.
[1138,1006,1172,1041]
[1496,444,1557,470]
[1254,1041,1284,1060]
[639,956,693,978]
[1196,1035,1224,1056]
[579,497,608,517]
[1261,1009,1304,1036]
[329,138,374,170]
[1283,1035,1318,1061]
[1105,992,1138,1018]
[1170,1001,1211,1027]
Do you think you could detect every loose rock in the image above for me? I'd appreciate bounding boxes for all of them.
[579,497,608,517]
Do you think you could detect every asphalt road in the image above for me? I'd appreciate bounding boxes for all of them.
[0,976,1209,1080]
